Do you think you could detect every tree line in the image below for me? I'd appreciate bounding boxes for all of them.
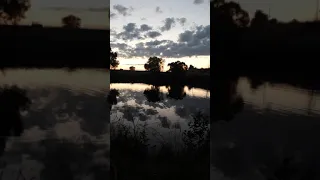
[0,0,84,28]
[212,0,320,74]
[110,48,205,73]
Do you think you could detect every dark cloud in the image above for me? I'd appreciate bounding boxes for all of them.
[113,4,133,16]
[193,0,205,4]
[176,18,187,26]
[112,23,162,41]
[117,25,210,58]
[116,23,143,41]
[140,24,152,31]
[123,23,136,32]
[160,17,176,32]
[141,18,147,21]
[155,6,163,13]
[146,31,162,38]
[110,12,116,18]
[110,42,131,51]
[145,40,170,47]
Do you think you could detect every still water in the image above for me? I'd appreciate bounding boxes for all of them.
[212,77,320,180]
[109,83,210,146]
[0,69,108,180]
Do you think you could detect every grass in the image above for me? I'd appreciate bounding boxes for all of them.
[110,111,210,180]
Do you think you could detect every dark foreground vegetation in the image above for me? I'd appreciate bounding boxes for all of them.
[212,0,320,76]
[108,89,209,180]
[0,25,109,68]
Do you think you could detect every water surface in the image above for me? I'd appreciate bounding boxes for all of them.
[0,69,108,180]
[110,83,210,146]
[212,77,320,180]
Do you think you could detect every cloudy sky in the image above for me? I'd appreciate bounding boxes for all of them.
[110,0,210,71]
[238,0,320,22]
[20,0,109,29]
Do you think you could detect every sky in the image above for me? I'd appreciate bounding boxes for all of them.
[110,0,210,71]
[238,0,320,22]
[20,0,109,29]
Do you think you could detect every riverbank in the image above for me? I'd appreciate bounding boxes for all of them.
[0,25,109,68]
[110,70,210,90]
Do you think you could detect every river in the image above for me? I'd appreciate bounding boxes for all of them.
[109,83,210,146]
[0,69,108,180]
[212,77,320,180]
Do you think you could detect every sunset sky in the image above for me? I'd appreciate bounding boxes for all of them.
[20,0,109,29]
[110,0,210,71]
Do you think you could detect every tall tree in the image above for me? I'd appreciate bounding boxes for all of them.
[167,61,188,73]
[144,56,164,72]
[0,0,31,25]
[250,10,269,28]
[110,48,119,69]
[62,15,81,28]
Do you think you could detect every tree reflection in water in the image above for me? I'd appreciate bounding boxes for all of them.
[212,77,244,122]
[0,85,31,157]
[166,84,187,100]
[109,85,210,180]
[143,86,163,102]
[0,86,109,180]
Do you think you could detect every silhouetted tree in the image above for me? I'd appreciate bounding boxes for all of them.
[189,65,196,70]
[211,0,249,70]
[250,10,269,28]
[167,61,188,74]
[269,18,278,24]
[62,15,81,28]
[110,48,119,69]
[129,66,135,71]
[31,21,42,27]
[0,0,30,25]
[212,0,250,28]
[167,85,186,100]
[144,56,164,72]
[143,86,163,102]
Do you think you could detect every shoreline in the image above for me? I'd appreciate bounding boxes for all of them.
[110,70,210,90]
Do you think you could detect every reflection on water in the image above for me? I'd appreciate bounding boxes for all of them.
[110,83,210,144]
[0,69,108,180]
[109,83,210,180]
[212,77,320,180]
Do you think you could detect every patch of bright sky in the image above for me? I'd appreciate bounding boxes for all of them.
[20,0,109,29]
[110,0,210,70]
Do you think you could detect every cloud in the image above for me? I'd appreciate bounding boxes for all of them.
[145,40,170,47]
[160,17,176,32]
[116,23,142,40]
[110,12,116,18]
[140,24,152,31]
[113,4,133,16]
[176,18,187,26]
[141,18,147,21]
[113,23,162,41]
[146,31,162,38]
[155,6,163,13]
[193,0,205,4]
[116,25,210,58]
